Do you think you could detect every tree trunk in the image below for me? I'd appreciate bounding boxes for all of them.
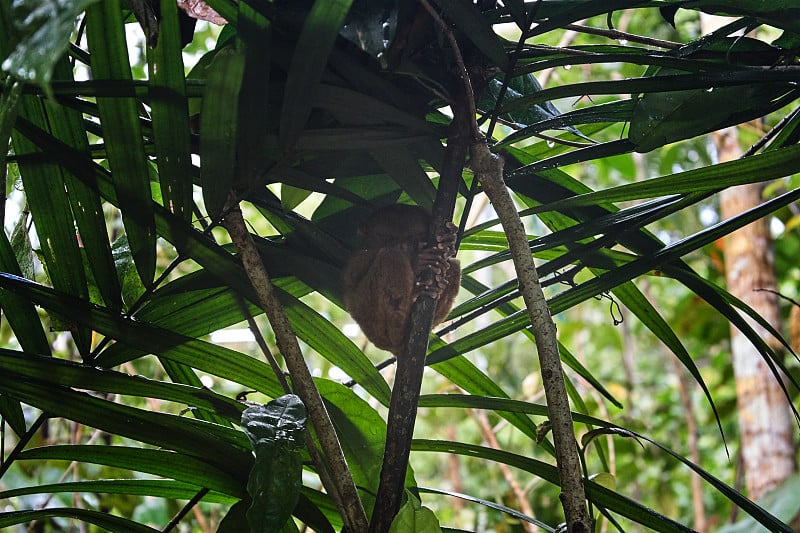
[717,127,797,501]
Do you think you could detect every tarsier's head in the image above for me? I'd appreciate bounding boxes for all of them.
[359,204,432,249]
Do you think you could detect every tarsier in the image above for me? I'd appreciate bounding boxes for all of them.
[343,205,461,356]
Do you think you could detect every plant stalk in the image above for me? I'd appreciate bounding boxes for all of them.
[222,200,369,533]
[368,89,468,533]
[472,145,592,533]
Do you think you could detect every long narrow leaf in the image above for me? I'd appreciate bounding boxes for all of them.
[0,372,251,467]
[0,509,161,533]
[17,445,245,497]
[412,438,694,533]
[85,0,156,285]
[148,0,194,223]
[279,0,353,149]
[0,479,236,504]
[0,273,285,398]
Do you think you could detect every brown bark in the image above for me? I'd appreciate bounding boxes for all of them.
[717,128,797,500]
[473,145,591,533]
[222,201,369,532]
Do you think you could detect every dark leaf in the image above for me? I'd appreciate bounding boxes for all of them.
[242,395,306,533]
[0,0,98,89]
[630,77,797,152]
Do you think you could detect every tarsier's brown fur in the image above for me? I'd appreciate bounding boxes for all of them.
[343,205,460,355]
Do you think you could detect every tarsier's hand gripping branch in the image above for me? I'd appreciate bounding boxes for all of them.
[343,205,460,356]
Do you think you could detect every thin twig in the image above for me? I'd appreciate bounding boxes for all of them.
[236,296,291,392]
[473,410,538,533]
[560,23,681,50]
[162,488,209,532]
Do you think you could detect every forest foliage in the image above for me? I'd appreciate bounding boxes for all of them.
[1,0,800,531]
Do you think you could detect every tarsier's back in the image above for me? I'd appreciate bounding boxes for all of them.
[343,205,460,355]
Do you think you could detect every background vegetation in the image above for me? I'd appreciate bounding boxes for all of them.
[1,0,799,531]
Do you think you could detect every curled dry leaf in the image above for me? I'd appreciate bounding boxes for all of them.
[177,0,226,25]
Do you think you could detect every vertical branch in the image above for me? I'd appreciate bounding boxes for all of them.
[368,98,469,533]
[412,2,591,529]
[221,200,369,533]
[472,146,591,532]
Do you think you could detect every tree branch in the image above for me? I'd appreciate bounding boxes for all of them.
[222,200,369,533]
[368,101,468,533]
[471,146,591,532]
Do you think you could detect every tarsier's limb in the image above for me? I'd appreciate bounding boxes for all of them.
[413,220,459,300]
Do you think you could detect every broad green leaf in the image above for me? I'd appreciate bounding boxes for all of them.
[0,394,25,436]
[481,74,566,132]
[0,273,285,398]
[315,84,435,133]
[49,58,122,311]
[316,378,412,513]
[242,395,306,533]
[0,79,21,184]
[371,146,436,207]
[500,71,799,117]
[548,186,800,316]
[388,490,442,533]
[111,234,147,307]
[235,0,272,191]
[0,509,160,533]
[218,500,252,533]
[281,184,313,210]
[680,0,800,33]
[284,296,391,406]
[523,143,800,209]
[0,372,251,465]
[148,0,194,223]
[630,78,797,152]
[17,445,246,497]
[11,95,93,354]
[0,228,49,355]
[0,349,244,420]
[0,479,237,504]
[431,0,508,70]
[200,45,244,217]
[496,100,635,148]
[299,127,430,151]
